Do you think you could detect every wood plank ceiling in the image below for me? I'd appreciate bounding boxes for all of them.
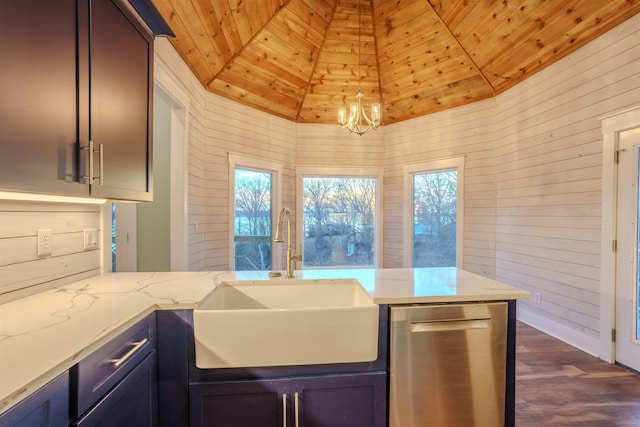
[153,0,640,125]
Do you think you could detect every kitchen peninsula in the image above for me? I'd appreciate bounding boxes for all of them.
[0,268,529,426]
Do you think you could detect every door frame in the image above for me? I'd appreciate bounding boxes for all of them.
[402,157,465,269]
[102,55,190,272]
[155,61,190,271]
[600,105,640,362]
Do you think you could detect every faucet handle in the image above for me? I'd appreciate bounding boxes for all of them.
[291,254,302,262]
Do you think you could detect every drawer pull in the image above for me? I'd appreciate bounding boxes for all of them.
[110,338,148,368]
[294,392,300,427]
[282,394,287,427]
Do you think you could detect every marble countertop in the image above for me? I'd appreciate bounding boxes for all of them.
[0,267,528,414]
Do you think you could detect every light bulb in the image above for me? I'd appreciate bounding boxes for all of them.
[350,102,359,121]
[371,103,380,124]
[338,107,347,125]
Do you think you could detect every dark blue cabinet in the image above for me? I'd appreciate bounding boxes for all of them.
[190,372,386,427]
[0,0,168,201]
[295,373,387,427]
[0,0,86,197]
[0,373,69,427]
[71,313,157,427]
[79,0,154,201]
[72,352,157,427]
[190,379,288,427]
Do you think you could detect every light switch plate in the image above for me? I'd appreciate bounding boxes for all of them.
[84,229,99,250]
[37,229,53,257]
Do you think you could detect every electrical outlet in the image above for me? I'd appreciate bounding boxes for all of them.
[533,291,541,304]
[37,229,53,257]
[84,229,99,250]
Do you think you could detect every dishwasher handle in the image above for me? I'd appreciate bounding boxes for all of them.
[410,318,491,333]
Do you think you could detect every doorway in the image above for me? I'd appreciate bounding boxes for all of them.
[601,106,640,372]
[615,126,640,371]
[109,66,189,272]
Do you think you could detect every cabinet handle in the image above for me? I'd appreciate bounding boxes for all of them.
[83,141,103,185]
[294,392,300,427]
[83,140,94,183]
[109,338,148,368]
[97,143,104,185]
[282,394,287,427]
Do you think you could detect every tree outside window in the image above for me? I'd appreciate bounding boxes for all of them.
[234,169,272,271]
[413,170,457,267]
[302,177,376,267]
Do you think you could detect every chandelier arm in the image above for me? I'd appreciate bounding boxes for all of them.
[360,107,375,126]
[352,116,374,136]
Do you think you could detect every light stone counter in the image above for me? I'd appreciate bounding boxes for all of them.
[0,267,528,414]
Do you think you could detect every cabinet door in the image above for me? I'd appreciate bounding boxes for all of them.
[294,372,387,427]
[85,0,153,201]
[190,379,289,427]
[0,372,69,427]
[0,0,86,197]
[73,351,157,427]
[72,312,156,418]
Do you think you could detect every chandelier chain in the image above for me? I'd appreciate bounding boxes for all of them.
[337,0,381,136]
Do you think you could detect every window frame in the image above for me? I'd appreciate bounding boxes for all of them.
[228,153,283,271]
[403,157,465,268]
[296,166,384,269]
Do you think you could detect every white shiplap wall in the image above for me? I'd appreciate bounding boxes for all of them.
[383,100,497,276]
[0,199,101,302]
[296,124,386,168]
[495,14,640,353]
[203,94,297,270]
[156,39,299,272]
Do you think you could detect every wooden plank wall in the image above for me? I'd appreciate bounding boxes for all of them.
[0,200,101,302]
[494,14,640,351]
[383,100,498,276]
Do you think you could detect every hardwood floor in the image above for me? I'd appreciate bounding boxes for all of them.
[515,321,640,426]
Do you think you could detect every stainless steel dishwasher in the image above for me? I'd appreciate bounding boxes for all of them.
[389,302,508,427]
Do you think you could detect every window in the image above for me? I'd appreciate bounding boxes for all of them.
[404,158,464,268]
[297,167,383,268]
[229,154,282,271]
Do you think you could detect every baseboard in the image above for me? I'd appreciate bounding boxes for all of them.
[516,305,602,358]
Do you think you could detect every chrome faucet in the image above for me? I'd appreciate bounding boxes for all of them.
[274,207,302,278]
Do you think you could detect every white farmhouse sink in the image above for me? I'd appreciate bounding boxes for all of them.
[193,278,379,369]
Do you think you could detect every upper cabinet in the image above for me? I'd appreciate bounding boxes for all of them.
[80,0,154,201]
[0,0,86,197]
[0,0,173,201]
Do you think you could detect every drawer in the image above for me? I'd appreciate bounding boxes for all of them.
[71,313,156,418]
[72,351,157,427]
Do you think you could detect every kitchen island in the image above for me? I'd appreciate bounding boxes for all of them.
[0,267,529,424]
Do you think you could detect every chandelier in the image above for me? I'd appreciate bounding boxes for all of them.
[337,0,381,136]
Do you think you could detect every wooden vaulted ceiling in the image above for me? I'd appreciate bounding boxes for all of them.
[153,0,640,125]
